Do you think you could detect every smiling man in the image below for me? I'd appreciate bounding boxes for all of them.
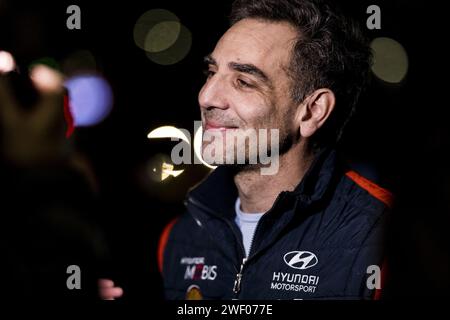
[159,0,392,300]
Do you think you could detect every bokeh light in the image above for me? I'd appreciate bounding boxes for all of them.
[161,162,184,181]
[133,9,180,51]
[194,125,216,170]
[133,9,192,65]
[145,24,192,66]
[140,153,192,202]
[371,37,409,84]
[148,125,216,170]
[146,153,181,182]
[147,125,190,144]
[0,50,16,73]
[144,21,181,53]
[29,64,63,93]
[64,74,113,127]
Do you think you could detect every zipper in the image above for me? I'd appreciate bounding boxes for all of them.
[232,221,260,294]
[232,211,264,294]
[233,257,247,293]
[187,192,288,296]
[187,196,248,297]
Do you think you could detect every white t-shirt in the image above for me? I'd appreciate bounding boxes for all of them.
[234,198,265,257]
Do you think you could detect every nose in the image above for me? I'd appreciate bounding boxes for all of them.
[198,74,229,111]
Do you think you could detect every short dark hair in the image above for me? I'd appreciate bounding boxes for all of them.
[230,0,372,150]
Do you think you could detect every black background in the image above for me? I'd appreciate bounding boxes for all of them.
[0,0,448,300]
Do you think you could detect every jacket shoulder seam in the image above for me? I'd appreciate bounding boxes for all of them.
[345,170,394,208]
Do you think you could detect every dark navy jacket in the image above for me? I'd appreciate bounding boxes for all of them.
[160,149,391,300]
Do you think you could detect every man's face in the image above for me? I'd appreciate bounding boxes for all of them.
[198,18,300,166]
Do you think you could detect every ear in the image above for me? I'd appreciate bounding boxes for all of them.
[296,88,335,138]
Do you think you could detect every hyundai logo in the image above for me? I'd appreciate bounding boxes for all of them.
[283,251,318,270]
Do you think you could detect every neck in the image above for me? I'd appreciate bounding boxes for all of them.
[234,141,314,213]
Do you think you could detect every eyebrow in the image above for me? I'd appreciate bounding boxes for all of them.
[203,54,273,88]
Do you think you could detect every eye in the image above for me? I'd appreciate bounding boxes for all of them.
[237,78,253,88]
[203,69,215,79]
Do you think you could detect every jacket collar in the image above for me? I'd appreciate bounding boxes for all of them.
[186,147,339,219]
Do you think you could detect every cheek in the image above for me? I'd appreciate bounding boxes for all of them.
[233,93,275,127]
[258,104,297,137]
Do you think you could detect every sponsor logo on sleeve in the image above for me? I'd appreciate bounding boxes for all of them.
[181,257,217,281]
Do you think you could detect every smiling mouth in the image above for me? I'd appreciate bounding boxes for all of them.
[204,121,238,131]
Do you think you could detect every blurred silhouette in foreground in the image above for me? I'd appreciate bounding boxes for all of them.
[0,57,113,299]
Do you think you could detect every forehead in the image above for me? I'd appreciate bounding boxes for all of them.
[212,18,298,72]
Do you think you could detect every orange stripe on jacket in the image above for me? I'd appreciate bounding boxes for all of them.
[346,170,391,299]
[345,170,393,208]
[157,218,178,274]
